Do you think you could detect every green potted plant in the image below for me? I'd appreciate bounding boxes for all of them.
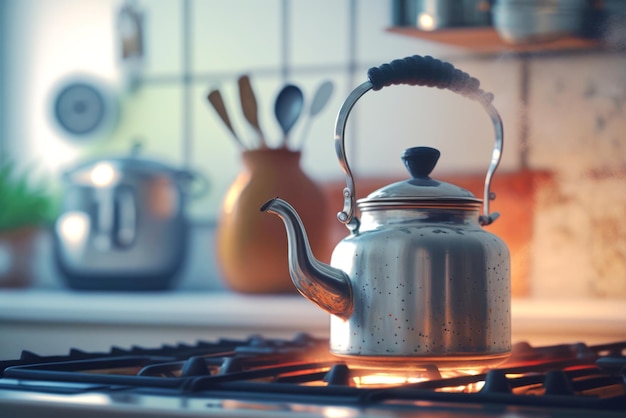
[0,159,57,287]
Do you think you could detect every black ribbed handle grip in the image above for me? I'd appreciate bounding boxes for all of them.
[367,55,493,104]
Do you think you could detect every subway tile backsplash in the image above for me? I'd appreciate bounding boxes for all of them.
[289,0,350,68]
[3,0,626,298]
[192,0,282,74]
[141,0,183,76]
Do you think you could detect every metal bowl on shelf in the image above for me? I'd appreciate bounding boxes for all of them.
[493,0,586,45]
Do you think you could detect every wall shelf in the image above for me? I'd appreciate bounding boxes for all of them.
[386,27,600,55]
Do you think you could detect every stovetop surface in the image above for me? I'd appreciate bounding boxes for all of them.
[1,334,625,417]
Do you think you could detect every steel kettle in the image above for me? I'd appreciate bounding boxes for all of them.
[261,55,511,368]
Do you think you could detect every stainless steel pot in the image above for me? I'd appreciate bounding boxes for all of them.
[54,146,206,290]
[261,55,511,368]
[392,0,492,30]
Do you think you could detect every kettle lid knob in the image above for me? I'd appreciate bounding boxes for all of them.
[401,146,440,179]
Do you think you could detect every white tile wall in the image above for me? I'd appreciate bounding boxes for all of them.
[192,0,282,74]
[289,0,350,68]
[98,84,185,164]
[107,0,185,80]
[142,0,183,76]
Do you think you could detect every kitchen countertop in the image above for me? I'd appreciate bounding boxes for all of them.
[1,289,626,359]
[0,289,328,328]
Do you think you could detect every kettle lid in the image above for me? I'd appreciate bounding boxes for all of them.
[357,147,481,209]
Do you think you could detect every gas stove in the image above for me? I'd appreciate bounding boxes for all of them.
[0,334,625,417]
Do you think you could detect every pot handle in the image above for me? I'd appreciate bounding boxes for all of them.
[177,169,210,199]
[334,55,503,229]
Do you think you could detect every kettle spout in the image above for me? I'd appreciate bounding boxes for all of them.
[260,197,353,320]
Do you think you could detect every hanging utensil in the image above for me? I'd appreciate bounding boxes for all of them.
[237,75,267,149]
[274,84,304,148]
[207,90,246,150]
[296,80,334,149]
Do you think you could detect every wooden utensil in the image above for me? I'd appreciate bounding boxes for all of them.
[207,89,246,150]
[237,75,267,148]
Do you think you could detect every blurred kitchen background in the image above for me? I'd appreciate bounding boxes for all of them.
[1,0,626,357]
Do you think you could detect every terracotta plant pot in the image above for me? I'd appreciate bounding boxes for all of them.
[0,226,39,288]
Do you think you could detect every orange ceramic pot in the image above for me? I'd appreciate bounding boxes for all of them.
[216,148,330,293]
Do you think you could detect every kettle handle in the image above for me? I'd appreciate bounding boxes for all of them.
[334,55,503,229]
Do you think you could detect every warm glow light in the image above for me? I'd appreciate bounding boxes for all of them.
[26,392,111,406]
[436,381,485,393]
[436,369,485,393]
[442,369,483,377]
[57,211,90,245]
[353,368,486,391]
[353,373,429,388]
[90,162,119,187]
[329,316,351,352]
[417,13,435,31]
[321,406,358,418]
[221,173,249,215]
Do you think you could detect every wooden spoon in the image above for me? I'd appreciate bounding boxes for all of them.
[207,89,246,150]
[237,75,268,149]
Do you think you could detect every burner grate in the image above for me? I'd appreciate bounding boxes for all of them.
[1,335,625,415]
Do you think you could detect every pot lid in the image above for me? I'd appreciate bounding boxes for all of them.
[357,147,482,209]
[64,143,189,187]
[70,155,180,175]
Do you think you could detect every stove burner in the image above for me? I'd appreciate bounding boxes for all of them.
[1,334,625,416]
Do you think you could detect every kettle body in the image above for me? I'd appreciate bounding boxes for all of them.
[329,206,510,367]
